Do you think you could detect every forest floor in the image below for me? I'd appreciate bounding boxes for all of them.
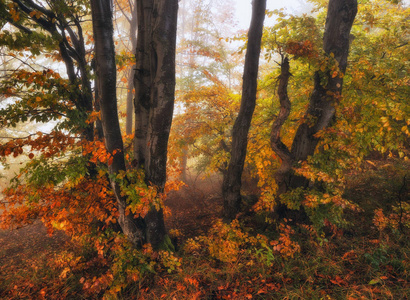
[0,159,409,299]
[0,174,224,264]
[0,174,225,298]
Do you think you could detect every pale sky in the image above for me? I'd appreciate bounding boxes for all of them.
[234,0,410,30]
[234,0,314,30]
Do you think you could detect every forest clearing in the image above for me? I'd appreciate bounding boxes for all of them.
[0,0,409,299]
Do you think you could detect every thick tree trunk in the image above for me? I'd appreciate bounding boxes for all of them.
[132,0,178,248]
[272,0,357,217]
[91,0,145,247]
[144,0,178,247]
[222,0,266,221]
[134,0,153,169]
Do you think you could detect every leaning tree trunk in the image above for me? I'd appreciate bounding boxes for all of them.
[222,0,266,221]
[91,0,145,247]
[271,0,358,218]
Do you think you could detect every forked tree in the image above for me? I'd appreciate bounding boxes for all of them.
[270,0,358,218]
[90,0,178,249]
[223,0,358,221]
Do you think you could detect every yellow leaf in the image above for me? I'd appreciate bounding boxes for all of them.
[36,96,42,102]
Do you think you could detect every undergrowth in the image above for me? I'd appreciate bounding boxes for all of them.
[0,159,409,299]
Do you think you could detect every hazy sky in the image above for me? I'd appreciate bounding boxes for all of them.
[234,0,410,29]
[234,0,313,30]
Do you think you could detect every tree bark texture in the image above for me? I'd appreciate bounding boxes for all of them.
[145,0,178,247]
[272,0,357,215]
[133,0,179,248]
[270,56,292,197]
[222,0,266,221]
[91,0,145,247]
[134,0,153,169]
[291,0,357,164]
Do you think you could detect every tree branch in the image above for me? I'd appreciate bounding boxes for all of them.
[270,55,292,163]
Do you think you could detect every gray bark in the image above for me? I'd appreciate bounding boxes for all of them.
[144,0,178,248]
[270,56,292,197]
[290,0,357,176]
[134,0,153,169]
[132,0,178,248]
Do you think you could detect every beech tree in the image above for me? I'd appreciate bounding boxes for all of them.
[0,0,94,142]
[222,0,266,220]
[270,0,358,218]
[1,0,409,298]
[91,0,178,249]
[133,0,178,248]
[0,0,178,250]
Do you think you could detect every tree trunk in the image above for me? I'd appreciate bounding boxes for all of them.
[144,0,178,247]
[91,0,145,247]
[222,0,266,221]
[126,68,135,136]
[125,0,138,136]
[270,56,293,197]
[180,147,188,182]
[272,0,358,218]
[132,0,178,248]
[134,0,153,169]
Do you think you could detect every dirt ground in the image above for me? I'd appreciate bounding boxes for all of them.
[165,174,223,239]
[0,221,69,268]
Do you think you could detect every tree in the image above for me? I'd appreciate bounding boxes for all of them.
[0,0,178,250]
[0,0,94,142]
[133,0,178,248]
[91,0,178,249]
[0,0,119,243]
[169,0,242,181]
[222,0,266,220]
[270,0,358,219]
